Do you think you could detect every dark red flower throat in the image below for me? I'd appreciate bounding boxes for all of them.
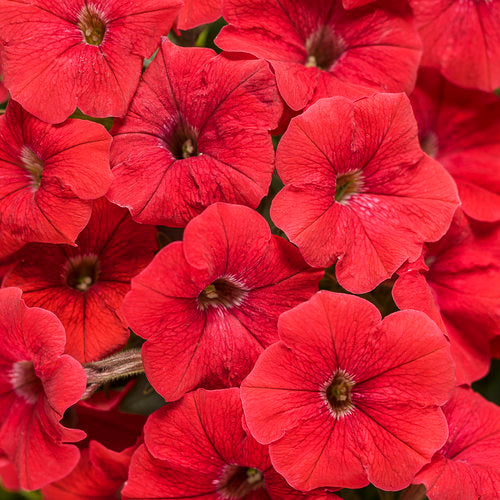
[325,370,355,417]
[215,465,265,499]
[305,26,345,70]
[198,277,247,310]
[65,255,100,292]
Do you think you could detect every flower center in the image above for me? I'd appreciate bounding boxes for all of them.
[10,361,43,404]
[324,370,355,417]
[198,277,248,311]
[65,255,100,292]
[168,123,200,160]
[305,26,345,70]
[215,465,265,499]
[335,170,363,203]
[420,131,439,158]
[78,5,107,46]
[21,146,43,190]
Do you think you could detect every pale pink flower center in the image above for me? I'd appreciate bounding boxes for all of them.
[10,361,43,404]
[214,465,265,499]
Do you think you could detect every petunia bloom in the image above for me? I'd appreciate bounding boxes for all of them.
[0,287,87,490]
[241,291,455,491]
[393,210,500,385]
[413,387,500,500]
[216,0,421,111]
[176,0,222,31]
[271,93,459,294]
[3,198,157,363]
[123,203,323,402]
[42,442,134,500]
[410,0,500,92]
[0,0,182,123]
[0,101,112,259]
[410,68,500,222]
[123,388,338,499]
[107,39,282,227]
[42,386,145,500]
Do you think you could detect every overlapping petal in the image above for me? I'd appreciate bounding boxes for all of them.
[411,0,500,91]
[410,68,500,222]
[414,387,500,500]
[393,210,500,384]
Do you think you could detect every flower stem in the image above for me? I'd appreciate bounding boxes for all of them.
[82,348,144,399]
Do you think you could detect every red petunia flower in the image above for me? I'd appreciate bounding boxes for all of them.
[123,203,323,402]
[176,0,222,31]
[410,0,500,92]
[0,101,112,258]
[42,386,145,500]
[3,198,157,363]
[42,441,134,500]
[271,93,459,294]
[123,388,338,499]
[241,291,455,491]
[107,39,282,227]
[215,0,421,111]
[413,387,500,500]
[393,210,500,385]
[410,68,500,222]
[0,287,87,490]
[0,0,182,123]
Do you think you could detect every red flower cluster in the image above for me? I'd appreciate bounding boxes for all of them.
[0,0,499,498]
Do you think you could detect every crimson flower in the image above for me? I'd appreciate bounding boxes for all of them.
[393,210,500,385]
[108,39,282,227]
[271,93,459,294]
[216,0,421,111]
[176,0,222,30]
[413,387,500,500]
[3,198,157,363]
[123,203,322,401]
[241,291,455,491]
[123,388,338,499]
[0,287,87,490]
[0,101,112,259]
[410,0,500,92]
[42,442,134,500]
[42,387,145,500]
[0,0,182,123]
[410,68,500,222]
